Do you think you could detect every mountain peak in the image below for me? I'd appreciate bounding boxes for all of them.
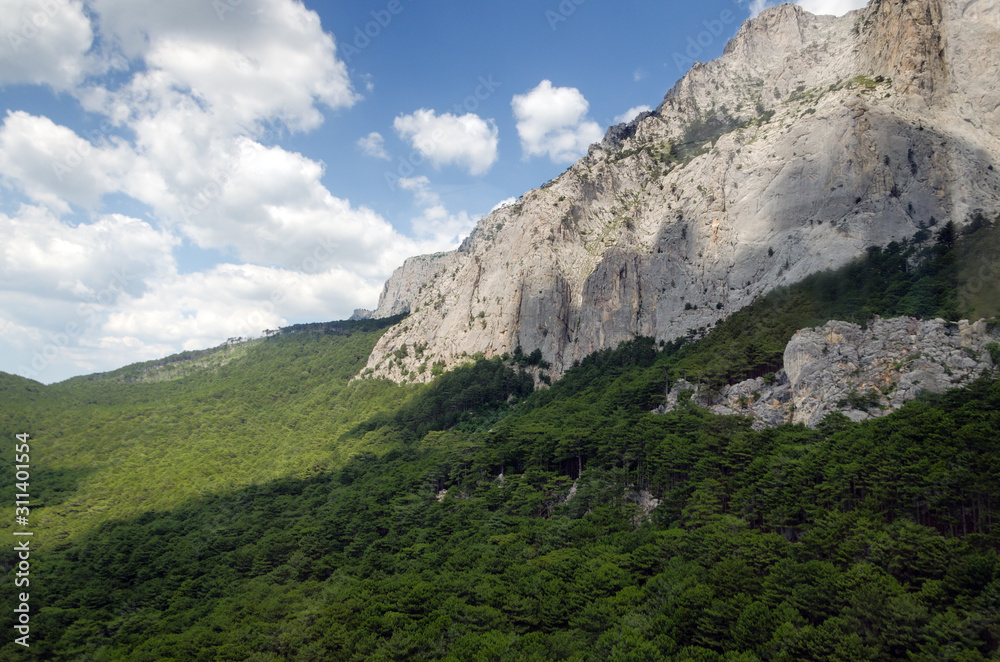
[362,0,1000,384]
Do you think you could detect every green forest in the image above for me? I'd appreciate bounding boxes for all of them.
[1,217,999,660]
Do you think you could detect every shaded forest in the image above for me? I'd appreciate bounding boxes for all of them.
[0,217,997,660]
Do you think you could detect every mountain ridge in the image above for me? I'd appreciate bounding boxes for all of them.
[361,0,1000,384]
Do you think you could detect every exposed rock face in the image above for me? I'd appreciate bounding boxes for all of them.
[656,374,794,430]
[656,317,998,428]
[362,0,1000,383]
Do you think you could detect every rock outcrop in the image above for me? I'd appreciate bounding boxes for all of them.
[656,317,998,428]
[362,0,1000,383]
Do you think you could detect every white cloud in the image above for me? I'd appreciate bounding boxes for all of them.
[0,0,485,382]
[126,128,453,277]
[748,0,869,16]
[0,1,435,276]
[398,176,436,205]
[84,0,357,130]
[511,80,604,163]
[393,109,499,176]
[0,205,181,381]
[633,69,646,83]
[358,131,390,160]
[0,0,94,90]
[491,197,517,212]
[0,204,406,383]
[164,141,423,276]
[4,259,389,383]
[398,176,478,247]
[795,0,869,16]
[614,105,652,124]
[101,263,383,349]
[0,112,412,276]
[0,111,141,214]
[0,199,463,383]
[0,206,177,311]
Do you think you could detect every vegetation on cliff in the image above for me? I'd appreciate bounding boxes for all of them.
[0,219,997,660]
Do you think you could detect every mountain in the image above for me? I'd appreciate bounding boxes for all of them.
[3,207,998,660]
[362,0,1000,383]
[3,2,1000,658]
[3,242,999,658]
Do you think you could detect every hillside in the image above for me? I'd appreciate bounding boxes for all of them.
[2,1,999,659]
[361,0,1000,383]
[0,317,417,540]
[1,223,998,659]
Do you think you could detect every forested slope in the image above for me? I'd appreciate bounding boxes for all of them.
[0,220,998,660]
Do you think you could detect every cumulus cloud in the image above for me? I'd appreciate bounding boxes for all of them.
[358,132,390,160]
[796,0,870,15]
[0,0,482,382]
[164,141,412,275]
[101,263,383,350]
[0,0,94,90]
[393,109,499,176]
[0,203,401,383]
[614,105,653,124]
[0,0,385,279]
[748,0,869,16]
[0,205,180,380]
[83,0,357,131]
[0,111,141,214]
[0,206,177,310]
[6,260,388,383]
[0,0,448,277]
[491,197,517,212]
[512,80,604,163]
[0,115,411,277]
[398,176,478,247]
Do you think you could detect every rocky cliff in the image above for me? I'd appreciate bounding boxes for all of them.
[655,316,998,428]
[362,0,1000,383]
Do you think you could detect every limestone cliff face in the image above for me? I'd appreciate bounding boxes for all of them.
[656,317,998,428]
[362,0,1000,383]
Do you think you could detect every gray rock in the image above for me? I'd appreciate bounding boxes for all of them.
[658,317,996,428]
[360,0,1000,384]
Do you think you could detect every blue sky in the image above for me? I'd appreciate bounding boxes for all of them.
[0,0,868,383]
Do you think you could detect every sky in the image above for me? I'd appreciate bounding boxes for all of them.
[0,0,869,384]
